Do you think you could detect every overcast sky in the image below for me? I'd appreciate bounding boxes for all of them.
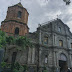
[0,0,72,32]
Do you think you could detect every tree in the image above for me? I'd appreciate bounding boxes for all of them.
[0,31,6,48]
[45,0,71,5]
[16,36,33,49]
[63,0,71,5]
[0,30,33,72]
[6,36,15,45]
[5,36,33,50]
[6,36,33,72]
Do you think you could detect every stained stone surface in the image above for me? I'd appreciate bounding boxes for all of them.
[4,19,72,72]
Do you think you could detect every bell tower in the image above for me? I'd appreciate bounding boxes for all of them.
[1,2,29,36]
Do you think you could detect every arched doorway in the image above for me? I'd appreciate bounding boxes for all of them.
[59,53,68,72]
[15,27,19,35]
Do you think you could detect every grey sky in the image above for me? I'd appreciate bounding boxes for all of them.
[0,0,72,32]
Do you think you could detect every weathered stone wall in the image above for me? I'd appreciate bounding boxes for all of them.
[6,4,29,24]
[1,21,28,36]
[1,3,29,36]
[36,19,72,72]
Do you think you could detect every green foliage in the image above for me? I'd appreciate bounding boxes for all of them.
[43,70,48,72]
[0,31,6,48]
[23,65,28,71]
[0,30,32,49]
[1,61,7,68]
[43,67,48,72]
[16,36,33,49]
[1,61,28,72]
[16,36,25,46]
[6,36,15,45]
[13,69,20,72]
[63,0,71,5]
[0,31,5,36]
[43,67,46,70]
[19,65,24,72]
[14,62,20,70]
[13,63,28,72]
[0,31,32,72]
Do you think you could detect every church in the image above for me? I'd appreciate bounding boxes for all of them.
[1,2,72,72]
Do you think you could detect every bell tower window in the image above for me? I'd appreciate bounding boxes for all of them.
[18,11,22,18]
[15,27,19,35]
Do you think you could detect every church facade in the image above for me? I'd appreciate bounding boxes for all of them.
[1,3,72,72]
[26,19,72,72]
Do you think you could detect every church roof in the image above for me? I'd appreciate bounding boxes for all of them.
[8,2,29,15]
[15,2,23,7]
[38,18,69,29]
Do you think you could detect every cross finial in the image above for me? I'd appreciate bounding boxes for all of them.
[57,15,58,19]
[20,0,21,3]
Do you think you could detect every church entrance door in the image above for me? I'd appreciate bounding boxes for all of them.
[59,53,67,72]
[59,60,67,72]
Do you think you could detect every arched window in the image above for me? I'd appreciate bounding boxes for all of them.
[45,55,48,64]
[15,27,19,35]
[59,53,67,61]
[59,40,63,47]
[17,11,22,18]
[58,27,61,32]
[44,37,48,44]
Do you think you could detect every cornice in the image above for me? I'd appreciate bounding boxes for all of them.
[1,20,29,29]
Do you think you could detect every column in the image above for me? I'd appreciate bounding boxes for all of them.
[56,52,59,67]
[68,53,71,67]
[28,47,32,64]
[53,51,57,67]
[71,54,72,67]
[67,53,71,68]
[69,54,72,67]
[32,48,35,64]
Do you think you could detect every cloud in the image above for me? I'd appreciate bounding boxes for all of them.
[37,0,49,6]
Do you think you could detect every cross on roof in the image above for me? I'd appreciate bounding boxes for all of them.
[20,0,21,3]
[57,15,59,19]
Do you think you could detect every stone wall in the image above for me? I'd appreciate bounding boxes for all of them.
[36,19,72,72]
[1,3,29,36]
[1,21,29,36]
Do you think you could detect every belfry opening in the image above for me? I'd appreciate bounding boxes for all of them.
[59,53,67,72]
[15,27,19,35]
